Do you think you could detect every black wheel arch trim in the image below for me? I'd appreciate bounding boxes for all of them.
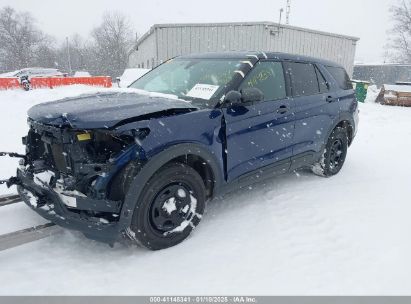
[117,143,224,231]
[315,113,355,163]
[326,113,355,144]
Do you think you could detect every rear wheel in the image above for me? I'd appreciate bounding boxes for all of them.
[128,162,206,250]
[312,127,348,177]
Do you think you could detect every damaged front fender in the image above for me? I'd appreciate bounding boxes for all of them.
[11,119,154,244]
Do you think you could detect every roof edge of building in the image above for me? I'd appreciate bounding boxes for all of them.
[133,21,360,50]
[355,63,411,67]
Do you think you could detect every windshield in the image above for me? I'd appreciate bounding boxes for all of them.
[129,58,246,106]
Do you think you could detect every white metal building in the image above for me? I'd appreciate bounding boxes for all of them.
[129,22,359,75]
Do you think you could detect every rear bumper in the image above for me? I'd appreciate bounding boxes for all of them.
[354,105,359,132]
[16,168,123,244]
[352,106,359,143]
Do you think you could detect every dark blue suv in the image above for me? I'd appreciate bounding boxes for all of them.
[14,52,358,250]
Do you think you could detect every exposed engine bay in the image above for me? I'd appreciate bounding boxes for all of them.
[18,119,145,224]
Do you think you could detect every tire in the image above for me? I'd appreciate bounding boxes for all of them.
[22,81,30,91]
[128,162,206,250]
[312,127,348,177]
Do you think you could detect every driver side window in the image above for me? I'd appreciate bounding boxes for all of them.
[239,61,286,101]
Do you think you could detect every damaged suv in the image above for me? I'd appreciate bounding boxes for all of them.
[6,52,358,250]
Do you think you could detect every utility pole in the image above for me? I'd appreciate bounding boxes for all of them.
[279,8,284,25]
[66,37,72,75]
[286,0,291,25]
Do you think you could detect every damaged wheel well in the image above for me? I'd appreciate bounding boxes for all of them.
[165,155,215,199]
[108,154,216,202]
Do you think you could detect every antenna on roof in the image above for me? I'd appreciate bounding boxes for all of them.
[286,0,291,25]
[271,7,284,36]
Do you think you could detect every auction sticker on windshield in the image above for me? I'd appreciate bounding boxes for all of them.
[186,84,219,100]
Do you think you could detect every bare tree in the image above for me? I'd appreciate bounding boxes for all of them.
[0,6,50,70]
[90,12,134,77]
[0,7,135,76]
[54,34,95,74]
[387,1,411,63]
[67,34,92,72]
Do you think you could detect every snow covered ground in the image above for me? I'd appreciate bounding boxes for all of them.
[0,86,410,295]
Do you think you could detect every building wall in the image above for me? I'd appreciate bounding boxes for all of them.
[353,65,411,87]
[270,26,357,75]
[129,22,358,75]
[128,28,157,69]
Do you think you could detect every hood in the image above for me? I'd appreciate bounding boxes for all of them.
[28,92,198,129]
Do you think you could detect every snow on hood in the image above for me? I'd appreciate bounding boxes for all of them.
[27,88,198,129]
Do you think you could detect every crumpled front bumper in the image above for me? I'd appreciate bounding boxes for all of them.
[16,168,123,244]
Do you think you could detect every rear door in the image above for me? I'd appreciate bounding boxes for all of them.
[223,60,294,181]
[284,61,337,168]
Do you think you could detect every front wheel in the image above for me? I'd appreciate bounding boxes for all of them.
[312,127,348,177]
[128,162,206,250]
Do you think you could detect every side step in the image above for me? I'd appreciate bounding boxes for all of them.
[0,223,62,252]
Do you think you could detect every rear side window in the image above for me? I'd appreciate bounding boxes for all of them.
[284,62,320,97]
[239,61,286,101]
[326,66,353,90]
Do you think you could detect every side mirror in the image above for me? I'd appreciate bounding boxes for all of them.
[224,90,242,104]
[240,87,264,103]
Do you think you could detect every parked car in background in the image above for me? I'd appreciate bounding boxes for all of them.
[12,52,358,250]
[117,68,150,88]
[0,70,20,78]
[0,68,65,90]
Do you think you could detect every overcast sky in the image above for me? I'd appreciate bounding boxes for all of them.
[0,0,396,63]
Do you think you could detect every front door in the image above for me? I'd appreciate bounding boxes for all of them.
[223,61,295,181]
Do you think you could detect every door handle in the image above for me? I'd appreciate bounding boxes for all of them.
[277,105,288,114]
[326,96,336,103]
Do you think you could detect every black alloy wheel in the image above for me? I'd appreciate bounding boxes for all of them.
[129,162,206,250]
[150,183,196,234]
[312,126,348,177]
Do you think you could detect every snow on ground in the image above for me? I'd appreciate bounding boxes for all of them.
[0,86,411,295]
[364,85,381,103]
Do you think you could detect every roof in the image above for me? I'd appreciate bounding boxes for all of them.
[178,51,343,68]
[134,21,360,50]
[384,84,411,92]
[355,63,411,67]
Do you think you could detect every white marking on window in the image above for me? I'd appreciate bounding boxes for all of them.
[241,60,254,68]
[235,70,245,78]
[246,54,259,60]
